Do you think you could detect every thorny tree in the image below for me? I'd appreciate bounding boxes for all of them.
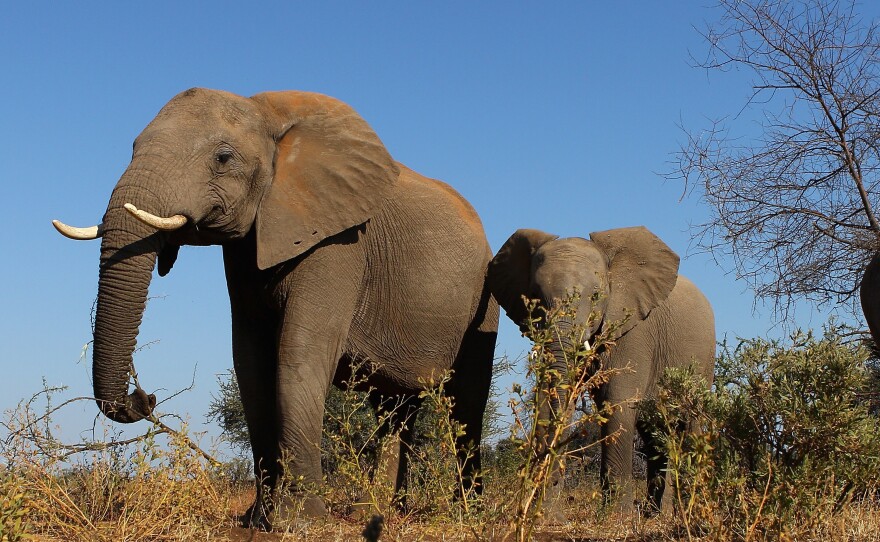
[669,0,880,319]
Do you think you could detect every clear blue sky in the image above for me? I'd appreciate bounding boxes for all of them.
[2,2,873,450]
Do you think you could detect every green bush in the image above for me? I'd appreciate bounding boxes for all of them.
[206,370,251,453]
[652,323,880,540]
[0,469,30,542]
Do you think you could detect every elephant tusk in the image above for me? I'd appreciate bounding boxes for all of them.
[52,219,104,240]
[124,203,187,231]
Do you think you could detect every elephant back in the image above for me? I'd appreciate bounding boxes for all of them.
[611,274,715,398]
[347,164,495,383]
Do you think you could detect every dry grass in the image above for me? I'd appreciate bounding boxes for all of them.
[5,428,880,541]
[7,314,880,540]
[3,427,231,541]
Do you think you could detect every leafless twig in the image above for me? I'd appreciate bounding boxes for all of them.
[666,0,880,322]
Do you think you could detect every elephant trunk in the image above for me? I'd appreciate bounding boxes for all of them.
[92,178,167,423]
[534,317,579,452]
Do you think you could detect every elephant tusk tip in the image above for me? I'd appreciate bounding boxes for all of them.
[123,203,138,213]
[52,219,102,240]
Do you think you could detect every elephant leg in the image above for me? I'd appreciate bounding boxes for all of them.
[639,424,667,517]
[446,317,497,500]
[225,244,280,530]
[273,320,355,521]
[230,312,280,529]
[600,403,637,512]
[358,392,420,513]
[538,384,570,524]
[272,249,363,523]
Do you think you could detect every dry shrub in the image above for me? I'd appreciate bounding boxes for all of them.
[10,318,880,540]
[319,360,394,515]
[1,391,233,541]
[322,367,488,530]
[503,293,626,542]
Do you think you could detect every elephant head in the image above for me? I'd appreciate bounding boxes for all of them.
[53,88,399,423]
[488,226,680,350]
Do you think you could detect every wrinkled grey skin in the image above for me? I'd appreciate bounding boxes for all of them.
[488,226,715,517]
[861,253,880,353]
[70,88,498,529]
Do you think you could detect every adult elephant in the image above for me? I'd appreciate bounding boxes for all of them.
[53,88,498,529]
[860,253,880,352]
[487,226,715,516]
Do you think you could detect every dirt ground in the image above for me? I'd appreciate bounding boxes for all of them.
[214,488,672,542]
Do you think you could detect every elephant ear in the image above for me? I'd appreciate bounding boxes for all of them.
[488,229,559,328]
[252,91,399,270]
[589,226,679,337]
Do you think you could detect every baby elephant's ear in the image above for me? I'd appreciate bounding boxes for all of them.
[488,229,559,327]
[252,91,399,270]
[590,226,679,337]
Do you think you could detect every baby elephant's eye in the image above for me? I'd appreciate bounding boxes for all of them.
[216,151,234,165]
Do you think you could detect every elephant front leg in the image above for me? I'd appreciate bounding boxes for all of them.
[534,383,571,525]
[229,309,280,529]
[272,276,361,524]
[600,404,637,513]
[274,363,332,520]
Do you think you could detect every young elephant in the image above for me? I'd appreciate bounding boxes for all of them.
[488,226,715,515]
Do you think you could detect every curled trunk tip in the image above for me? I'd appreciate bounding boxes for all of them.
[97,389,157,424]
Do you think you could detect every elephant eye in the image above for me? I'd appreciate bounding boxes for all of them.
[216,151,234,165]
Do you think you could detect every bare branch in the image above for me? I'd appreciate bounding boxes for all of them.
[2,380,221,467]
[666,0,880,321]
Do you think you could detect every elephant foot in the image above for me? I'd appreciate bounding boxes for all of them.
[539,479,567,525]
[350,498,382,520]
[640,500,661,519]
[606,500,636,517]
[239,500,271,530]
[539,504,568,526]
[269,493,328,529]
[241,493,328,531]
[301,494,329,517]
[601,484,636,516]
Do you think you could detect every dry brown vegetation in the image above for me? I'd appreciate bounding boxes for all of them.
[5,300,880,541]
[5,429,880,541]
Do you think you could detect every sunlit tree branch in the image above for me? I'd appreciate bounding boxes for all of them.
[669,0,880,319]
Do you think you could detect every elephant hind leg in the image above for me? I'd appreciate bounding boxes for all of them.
[446,327,497,498]
[639,425,668,517]
[362,393,421,513]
